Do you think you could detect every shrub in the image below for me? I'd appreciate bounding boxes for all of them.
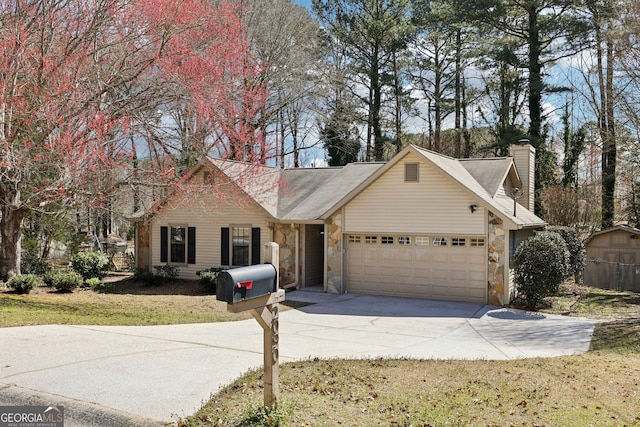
[134,268,157,285]
[21,251,51,276]
[71,251,110,280]
[44,270,83,292]
[134,265,178,286]
[86,277,114,293]
[7,274,40,294]
[197,267,223,294]
[153,264,178,281]
[514,231,570,308]
[43,270,59,287]
[546,226,586,281]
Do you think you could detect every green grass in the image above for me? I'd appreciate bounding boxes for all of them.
[572,290,640,317]
[0,280,309,327]
[591,318,640,354]
[543,286,640,319]
[0,288,251,327]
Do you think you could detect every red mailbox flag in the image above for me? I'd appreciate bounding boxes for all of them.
[236,280,253,290]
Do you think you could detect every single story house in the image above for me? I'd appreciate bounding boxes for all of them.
[584,224,640,292]
[128,143,545,306]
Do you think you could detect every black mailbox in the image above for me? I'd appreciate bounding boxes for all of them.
[216,264,278,304]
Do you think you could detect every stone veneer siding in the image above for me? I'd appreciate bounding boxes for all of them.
[326,212,343,294]
[487,212,507,306]
[136,223,150,272]
[273,223,298,288]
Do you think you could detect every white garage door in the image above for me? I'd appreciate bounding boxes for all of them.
[346,235,487,303]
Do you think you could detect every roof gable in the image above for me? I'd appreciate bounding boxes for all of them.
[322,145,545,229]
[206,158,281,218]
[460,157,520,198]
[205,158,383,222]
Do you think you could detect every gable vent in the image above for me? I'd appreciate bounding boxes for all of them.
[405,163,419,182]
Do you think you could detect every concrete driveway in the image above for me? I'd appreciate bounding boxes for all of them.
[0,291,596,426]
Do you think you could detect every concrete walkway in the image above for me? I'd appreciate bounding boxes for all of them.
[0,291,596,426]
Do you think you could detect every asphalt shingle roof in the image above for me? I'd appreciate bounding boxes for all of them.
[141,144,544,229]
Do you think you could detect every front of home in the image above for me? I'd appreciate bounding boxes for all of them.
[129,143,545,306]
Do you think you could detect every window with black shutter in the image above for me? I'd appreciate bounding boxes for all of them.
[251,227,260,265]
[187,227,196,264]
[160,225,195,264]
[160,226,168,262]
[221,227,230,265]
[221,226,260,266]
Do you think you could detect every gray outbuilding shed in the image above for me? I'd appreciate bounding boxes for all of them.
[584,225,640,292]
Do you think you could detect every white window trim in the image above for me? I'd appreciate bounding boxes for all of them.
[230,224,252,267]
[168,224,188,265]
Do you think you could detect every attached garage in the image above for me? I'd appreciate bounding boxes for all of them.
[346,234,487,303]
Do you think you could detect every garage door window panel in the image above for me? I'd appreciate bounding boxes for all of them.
[433,237,447,246]
[452,238,466,247]
[415,236,429,246]
[470,238,486,247]
[398,236,411,245]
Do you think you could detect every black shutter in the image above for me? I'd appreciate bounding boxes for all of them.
[187,227,196,264]
[160,226,168,263]
[251,227,261,265]
[221,227,230,265]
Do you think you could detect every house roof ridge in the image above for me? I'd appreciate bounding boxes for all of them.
[459,156,511,161]
[411,144,458,160]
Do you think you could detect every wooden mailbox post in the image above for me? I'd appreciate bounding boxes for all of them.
[219,242,283,408]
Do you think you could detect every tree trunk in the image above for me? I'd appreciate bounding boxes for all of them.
[433,47,442,153]
[527,5,542,148]
[454,29,462,158]
[372,45,384,161]
[593,0,616,229]
[393,52,402,154]
[601,29,616,229]
[0,205,27,280]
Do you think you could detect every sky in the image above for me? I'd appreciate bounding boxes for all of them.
[292,0,312,9]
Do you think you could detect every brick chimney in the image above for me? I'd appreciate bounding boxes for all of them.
[509,140,535,212]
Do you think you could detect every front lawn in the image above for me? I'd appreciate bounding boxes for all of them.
[180,284,640,427]
[181,353,640,427]
[0,277,252,326]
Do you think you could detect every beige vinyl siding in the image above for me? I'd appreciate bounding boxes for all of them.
[510,144,535,211]
[151,194,271,280]
[344,152,486,235]
[498,175,515,198]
